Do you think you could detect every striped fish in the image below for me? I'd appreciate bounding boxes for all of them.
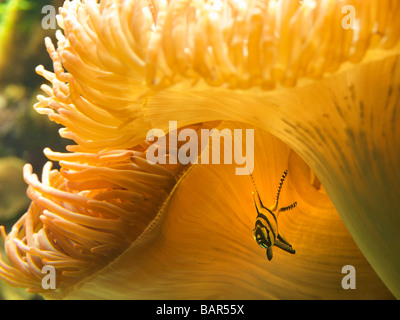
[251,170,297,261]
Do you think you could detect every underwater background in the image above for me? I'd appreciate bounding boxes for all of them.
[0,0,65,300]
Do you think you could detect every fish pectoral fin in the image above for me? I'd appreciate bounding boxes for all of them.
[266,247,273,260]
[277,233,291,246]
[275,238,295,254]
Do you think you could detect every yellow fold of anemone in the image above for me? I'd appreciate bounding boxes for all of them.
[1,121,392,299]
[0,0,399,299]
[60,121,393,300]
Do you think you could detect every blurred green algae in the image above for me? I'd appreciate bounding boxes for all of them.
[0,0,67,167]
[0,0,65,300]
[0,156,29,222]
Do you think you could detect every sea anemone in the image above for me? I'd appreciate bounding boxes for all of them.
[0,0,399,299]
